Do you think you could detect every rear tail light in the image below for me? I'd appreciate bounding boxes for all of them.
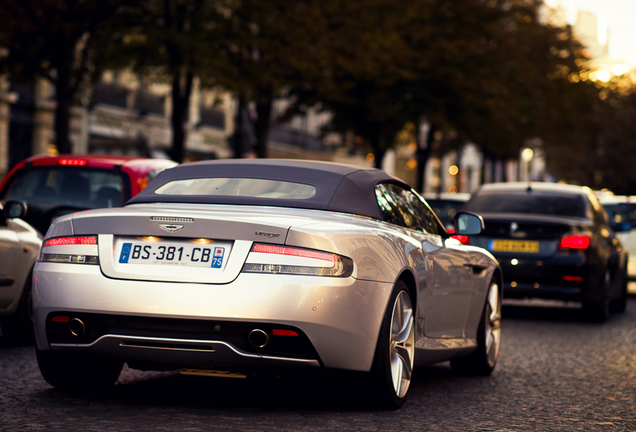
[39,236,99,264]
[251,243,336,262]
[451,235,470,245]
[559,235,590,250]
[243,243,353,277]
[43,236,97,247]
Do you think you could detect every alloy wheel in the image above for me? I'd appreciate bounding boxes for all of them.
[389,290,415,398]
[484,282,501,368]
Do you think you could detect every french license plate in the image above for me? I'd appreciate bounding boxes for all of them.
[118,241,227,268]
[490,239,540,253]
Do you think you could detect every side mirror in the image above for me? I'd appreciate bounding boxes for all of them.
[454,212,484,235]
[4,200,27,219]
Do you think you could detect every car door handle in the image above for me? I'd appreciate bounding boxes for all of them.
[463,264,487,274]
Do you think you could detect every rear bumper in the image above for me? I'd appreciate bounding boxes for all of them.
[33,262,392,372]
[503,283,584,301]
[496,255,602,302]
[44,312,321,371]
[50,334,321,371]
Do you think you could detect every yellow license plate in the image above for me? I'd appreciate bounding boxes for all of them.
[491,239,540,253]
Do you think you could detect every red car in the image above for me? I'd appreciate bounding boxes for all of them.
[0,154,177,235]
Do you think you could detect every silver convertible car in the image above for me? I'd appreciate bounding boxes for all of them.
[33,159,501,408]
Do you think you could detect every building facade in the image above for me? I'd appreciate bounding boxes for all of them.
[0,71,366,179]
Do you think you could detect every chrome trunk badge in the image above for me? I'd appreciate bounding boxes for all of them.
[159,224,185,233]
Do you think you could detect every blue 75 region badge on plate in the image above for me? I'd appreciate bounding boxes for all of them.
[211,247,225,268]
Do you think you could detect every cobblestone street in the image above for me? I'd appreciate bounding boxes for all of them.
[2,297,636,431]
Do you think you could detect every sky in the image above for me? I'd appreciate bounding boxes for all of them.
[547,0,636,65]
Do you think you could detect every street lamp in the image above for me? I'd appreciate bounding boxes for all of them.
[521,148,533,181]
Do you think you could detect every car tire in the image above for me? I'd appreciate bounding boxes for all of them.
[0,271,34,343]
[36,349,123,392]
[451,278,501,376]
[610,266,628,313]
[368,280,415,409]
[583,270,611,323]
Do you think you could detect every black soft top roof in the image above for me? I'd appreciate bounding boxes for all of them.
[127,159,410,219]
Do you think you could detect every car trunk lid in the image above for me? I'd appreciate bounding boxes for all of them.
[70,204,292,284]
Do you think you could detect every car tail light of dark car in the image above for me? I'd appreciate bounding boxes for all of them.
[559,234,590,250]
[451,235,470,245]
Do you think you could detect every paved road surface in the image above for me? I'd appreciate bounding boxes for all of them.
[1,297,636,431]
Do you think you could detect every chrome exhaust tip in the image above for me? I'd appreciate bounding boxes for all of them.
[69,318,85,336]
[248,329,269,348]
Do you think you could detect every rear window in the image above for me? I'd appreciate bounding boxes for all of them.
[465,191,588,218]
[2,167,126,207]
[154,178,316,200]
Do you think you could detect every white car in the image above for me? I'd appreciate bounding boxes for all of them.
[0,201,41,341]
[598,195,636,279]
[33,159,501,408]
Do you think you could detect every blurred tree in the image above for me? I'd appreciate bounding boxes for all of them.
[0,0,129,154]
[119,0,229,163]
[283,0,592,187]
[279,0,415,167]
[212,0,354,159]
[542,77,636,193]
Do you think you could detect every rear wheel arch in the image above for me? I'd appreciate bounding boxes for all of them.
[396,270,417,309]
[493,268,504,302]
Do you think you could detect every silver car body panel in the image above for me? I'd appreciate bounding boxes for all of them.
[34,203,499,372]
[34,263,392,371]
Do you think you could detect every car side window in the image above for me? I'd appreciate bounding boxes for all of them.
[412,190,441,235]
[375,184,406,226]
[375,183,440,235]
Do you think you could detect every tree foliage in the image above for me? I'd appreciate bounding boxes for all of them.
[283,0,591,166]
[541,76,636,193]
[0,0,131,154]
[210,0,355,158]
[119,0,229,162]
[2,0,636,193]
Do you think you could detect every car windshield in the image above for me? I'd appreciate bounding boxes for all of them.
[154,178,316,200]
[0,166,128,233]
[425,199,466,227]
[465,191,587,218]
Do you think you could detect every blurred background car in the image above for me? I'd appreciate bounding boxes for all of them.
[598,194,636,279]
[0,154,177,235]
[0,201,41,341]
[421,192,471,232]
[459,182,629,322]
